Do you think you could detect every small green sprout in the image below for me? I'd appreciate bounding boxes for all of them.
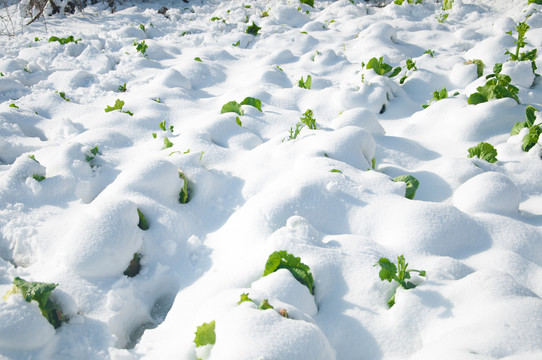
[56,91,70,101]
[133,40,148,55]
[105,99,133,115]
[123,253,142,277]
[424,49,435,57]
[178,171,190,204]
[511,106,541,152]
[232,40,240,47]
[85,146,100,163]
[194,57,202,62]
[300,0,314,6]
[422,87,448,108]
[366,57,401,77]
[4,277,66,328]
[392,175,419,200]
[467,142,498,163]
[236,116,242,126]
[375,255,426,307]
[33,174,46,182]
[298,75,312,89]
[194,321,216,347]
[330,169,342,173]
[221,101,243,116]
[300,109,317,129]
[163,137,173,149]
[467,64,519,105]
[287,123,304,140]
[263,250,314,295]
[505,20,538,74]
[436,13,449,23]
[465,59,484,78]
[240,96,262,111]
[246,22,261,36]
[137,209,149,230]
[442,0,453,10]
[118,83,127,92]
[9,103,19,109]
[49,35,80,44]
[138,24,146,32]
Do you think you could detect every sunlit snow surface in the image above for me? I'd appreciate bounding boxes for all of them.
[1,0,542,359]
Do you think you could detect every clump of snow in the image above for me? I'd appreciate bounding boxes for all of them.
[453,171,521,215]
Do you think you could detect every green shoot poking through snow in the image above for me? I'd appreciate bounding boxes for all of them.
[105,99,133,116]
[366,57,401,78]
[137,209,149,230]
[465,59,484,78]
[4,277,65,329]
[467,142,498,163]
[511,106,541,152]
[422,87,448,108]
[178,171,190,204]
[221,101,243,116]
[300,0,314,7]
[300,109,317,129]
[298,75,312,89]
[118,83,127,92]
[56,91,70,101]
[392,175,419,200]
[375,255,426,308]
[33,174,46,182]
[505,20,537,73]
[194,321,216,347]
[123,253,142,277]
[85,146,100,163]
[49,35,80,44]
[442,0,453,10]
[468,64,519,105]
[237,293,288,317]
[222,97,262,116]
[246,22,261,36]
[263,250,314,295]
[133,40,148,55]
[240,97,262,112]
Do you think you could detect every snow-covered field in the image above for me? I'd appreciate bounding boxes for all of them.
[1,0,542,358]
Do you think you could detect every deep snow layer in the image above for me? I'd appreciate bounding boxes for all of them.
[1,0,542,359]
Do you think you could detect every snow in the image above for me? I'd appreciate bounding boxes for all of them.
[0,0,542,359]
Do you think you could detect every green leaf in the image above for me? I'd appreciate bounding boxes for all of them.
[525,105,538,127]
[258,299,274,310]
[330,169,342,173]
[237,293,253,305]
[221,101,244,116]
[300,0,314,7]
[424,49,434,57]
[388,66,402,78]
[6,277,64,329]
[163,137,173,149]
[236,116,242,127]
[375,257,397,282]
[105,99,125,112]
[240,97,262,112]
[137,209,149,230]
[467,92,488,105]
[194,321,216,347]
[9,103,19,109]
[32,174,46,182]
[246,22,261,36]
[392,175,419,200]
[442,0,453,10]
[300,109,317,129]
[194,57,202,62]
[511,121,529,136]
[263,250,314,294]
[467,142,498,163]
[298,75,312,89]
[178,171,190,204]
[522,125,542,152]
[123,253,142,277]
